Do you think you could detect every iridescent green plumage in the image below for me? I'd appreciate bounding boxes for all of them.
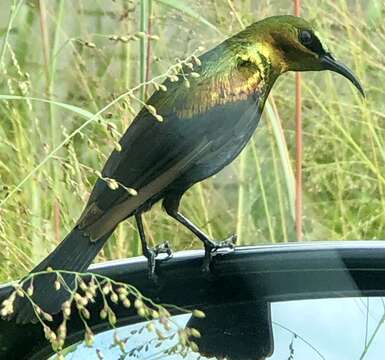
[152,15,326,119]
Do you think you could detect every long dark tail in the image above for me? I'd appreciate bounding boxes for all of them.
[12,227,114,324]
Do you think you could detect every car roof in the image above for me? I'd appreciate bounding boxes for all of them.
[1,241,385,359]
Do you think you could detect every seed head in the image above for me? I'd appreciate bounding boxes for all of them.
[192,309,206,318]
[54,280,61,291]
[106,178,119,190]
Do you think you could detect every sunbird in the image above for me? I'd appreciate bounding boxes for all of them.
[12,15,364,323]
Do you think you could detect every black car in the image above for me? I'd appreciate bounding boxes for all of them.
[1,241,384,359]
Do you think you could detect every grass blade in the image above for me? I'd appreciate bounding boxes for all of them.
[0,95,96,119]
[156,0,222,35]
[265,100,296,222]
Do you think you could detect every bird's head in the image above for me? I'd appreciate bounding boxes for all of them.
[241,15,364,96]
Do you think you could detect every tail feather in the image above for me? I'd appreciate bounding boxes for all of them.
[12,227,113,324]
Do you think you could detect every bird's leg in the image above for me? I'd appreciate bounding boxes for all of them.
[172,211,236,272]
[163,195,236,273]
[135,213,172,280]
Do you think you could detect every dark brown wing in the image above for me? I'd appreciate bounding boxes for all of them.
[77,102,214,240]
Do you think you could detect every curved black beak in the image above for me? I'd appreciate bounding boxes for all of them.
[321,53,365,97]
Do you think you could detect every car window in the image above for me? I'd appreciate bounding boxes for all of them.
[58,313,203,360]
[271,297,385,360]
[55,296,385,360]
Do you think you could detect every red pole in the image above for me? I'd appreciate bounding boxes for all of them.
[294,0,302,241]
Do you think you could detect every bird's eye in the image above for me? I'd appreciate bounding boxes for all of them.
[299,30,313,46]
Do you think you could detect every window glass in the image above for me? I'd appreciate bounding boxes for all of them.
[58,297,385,359]
[59,314,205,360]
[271,297,385,359]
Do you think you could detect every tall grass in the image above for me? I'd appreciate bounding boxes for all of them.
[0,0,383,281]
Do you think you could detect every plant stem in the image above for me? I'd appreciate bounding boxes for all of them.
[0,0,24,69]
[145,0,153,85]
[294,0,303,241]
[139,0,148,101]
[251,139,275,243]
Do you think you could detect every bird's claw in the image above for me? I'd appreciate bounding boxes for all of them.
[212,234,237,251]
[202,234,237,273]
[144,242,173,282]
[154,241,173,260]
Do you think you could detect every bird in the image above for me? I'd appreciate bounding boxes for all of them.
[10,15,364,323]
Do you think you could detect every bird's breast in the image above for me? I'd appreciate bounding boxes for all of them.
[178,93,263,181]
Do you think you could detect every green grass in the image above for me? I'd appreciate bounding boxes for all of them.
[0,0,384,281]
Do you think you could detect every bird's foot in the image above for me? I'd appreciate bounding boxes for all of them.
[154,241,173,260]
[144,241,173,281]
[202,234,237,273]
